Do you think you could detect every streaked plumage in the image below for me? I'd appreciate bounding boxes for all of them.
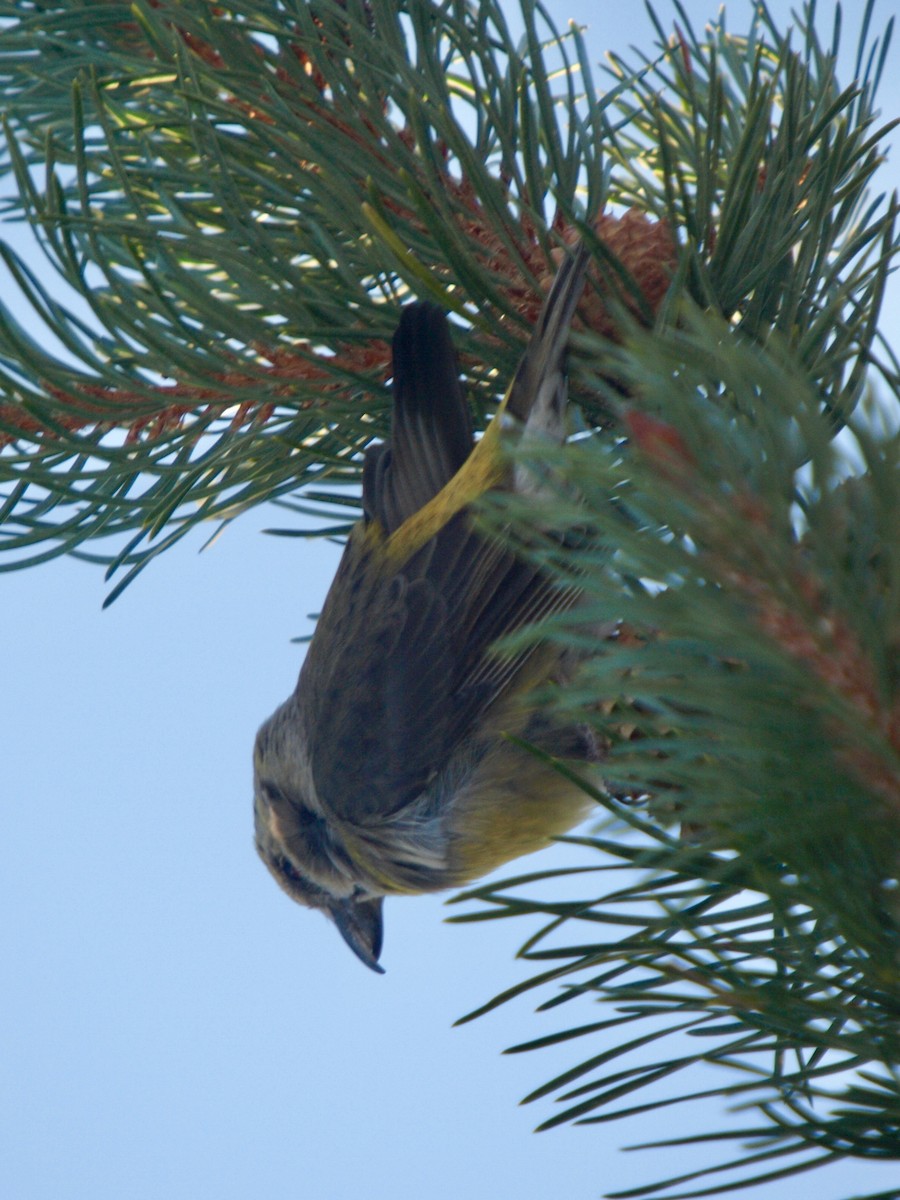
[254,244,595,971]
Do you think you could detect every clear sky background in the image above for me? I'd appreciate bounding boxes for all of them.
[2,3,899,1199]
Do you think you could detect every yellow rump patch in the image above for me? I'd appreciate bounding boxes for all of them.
[383,394,512,567]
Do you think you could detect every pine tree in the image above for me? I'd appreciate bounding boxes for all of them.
[1,2,898,1195]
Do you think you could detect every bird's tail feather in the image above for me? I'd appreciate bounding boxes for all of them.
[505,241,590,429]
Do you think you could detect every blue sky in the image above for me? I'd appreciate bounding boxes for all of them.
[3,3,899,1199]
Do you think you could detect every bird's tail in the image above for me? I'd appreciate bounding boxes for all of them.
[382,240,590,563]
[505,241,590,432]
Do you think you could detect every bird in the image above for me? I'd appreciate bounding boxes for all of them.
[253,242,597,972]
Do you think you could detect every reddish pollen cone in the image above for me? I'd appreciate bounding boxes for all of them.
[624,410,695,475]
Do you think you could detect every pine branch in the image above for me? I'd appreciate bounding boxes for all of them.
[445,3,900,1188]
[0,1,892,588]
[454,337,900,1190]
[0,0,609,589]
[2,2,899,1195]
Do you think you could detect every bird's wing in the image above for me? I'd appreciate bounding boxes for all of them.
[302,254,587,824]
[296,522,457,821]
[298,516,579,826]
[363,302,473,532]
[297,301,477,824]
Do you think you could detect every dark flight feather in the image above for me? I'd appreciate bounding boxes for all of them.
[300,280,585,826]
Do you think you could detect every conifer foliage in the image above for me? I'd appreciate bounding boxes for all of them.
[1,2,898,1195]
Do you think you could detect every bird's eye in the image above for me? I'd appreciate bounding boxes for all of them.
[293,804,326,834]
[262,782,323,836]
[261,781,337,866]
[261,780,289,809]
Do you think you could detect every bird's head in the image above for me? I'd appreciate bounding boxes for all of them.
[253,707,386,973]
